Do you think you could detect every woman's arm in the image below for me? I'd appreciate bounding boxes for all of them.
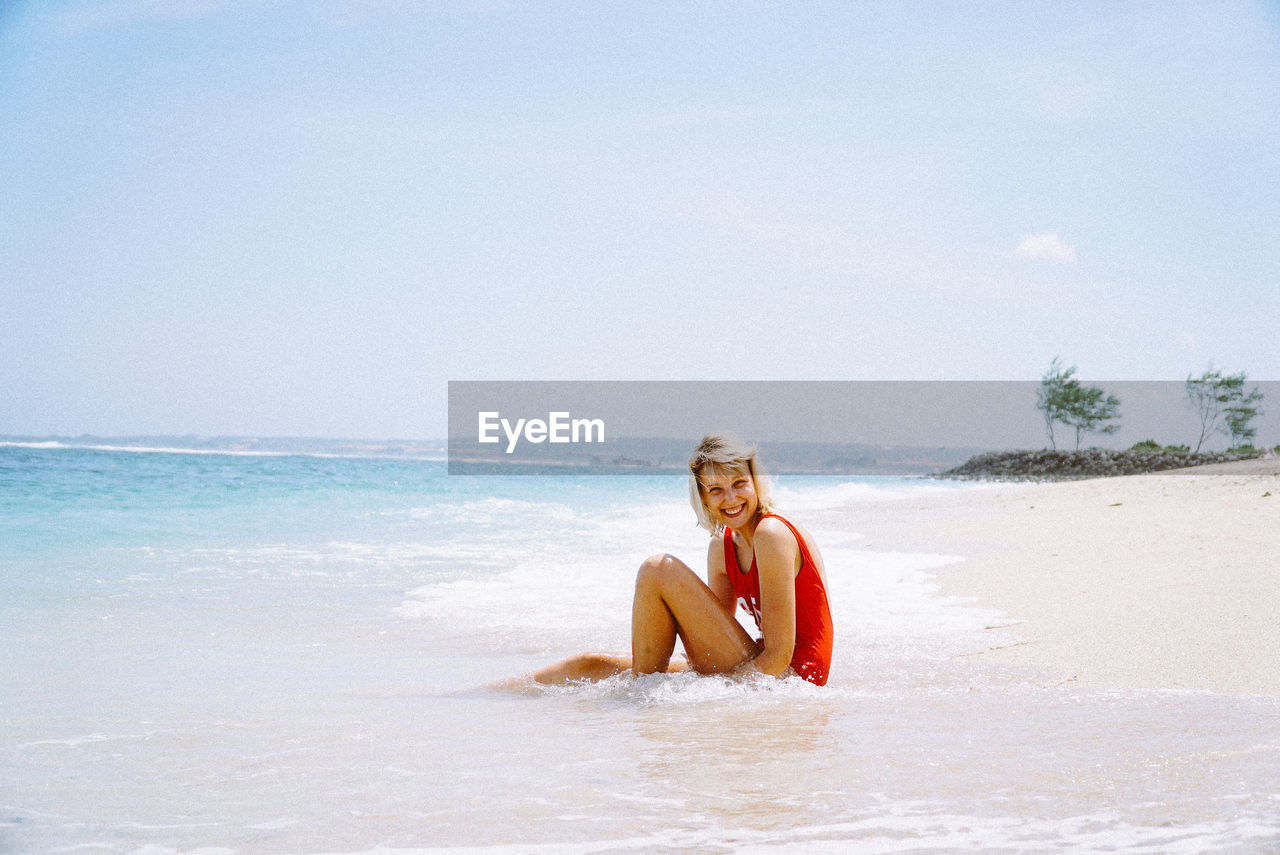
[748,517,799,677]
[705,537,737,614]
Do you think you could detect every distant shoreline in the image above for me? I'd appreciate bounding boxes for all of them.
[7,435,1273,481]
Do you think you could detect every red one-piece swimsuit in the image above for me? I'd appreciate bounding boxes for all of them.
[723,514,834,686]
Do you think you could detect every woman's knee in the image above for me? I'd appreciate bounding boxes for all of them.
[635,553,687,588]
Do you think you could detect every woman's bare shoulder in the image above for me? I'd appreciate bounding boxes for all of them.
[756,514,802,541]
[758,515,822,562]
[705,532,726,570]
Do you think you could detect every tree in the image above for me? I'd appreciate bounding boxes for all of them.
[1224,400,1263,448]
[1059,383,1122,450]
[1185,369,1264,452]
[1036,358,1072,450]
[1036,358,1122,450]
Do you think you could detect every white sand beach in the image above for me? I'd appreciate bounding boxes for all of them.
[846,457,1280,696]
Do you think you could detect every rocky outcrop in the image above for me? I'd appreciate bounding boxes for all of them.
[934,449,1261,482]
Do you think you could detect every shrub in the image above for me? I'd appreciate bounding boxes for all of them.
[1130,440,1190,453]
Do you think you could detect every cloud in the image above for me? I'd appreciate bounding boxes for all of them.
[1014,232,1077,263]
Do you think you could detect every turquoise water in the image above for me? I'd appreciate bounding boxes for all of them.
[3,441,1279,853]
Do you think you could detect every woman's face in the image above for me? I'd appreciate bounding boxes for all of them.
[698,465,758,530]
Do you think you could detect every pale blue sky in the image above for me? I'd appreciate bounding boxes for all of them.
[2,1,1277,438]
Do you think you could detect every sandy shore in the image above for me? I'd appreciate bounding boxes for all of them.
[842,457,1280,695]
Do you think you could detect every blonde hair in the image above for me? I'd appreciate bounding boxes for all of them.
[687,432,776,533]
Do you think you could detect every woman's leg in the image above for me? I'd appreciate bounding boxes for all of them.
[631,553,758,675]
[513,554,754,687]
[527,652,632,684]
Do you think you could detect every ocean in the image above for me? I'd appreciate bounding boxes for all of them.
[2,441,1278,854]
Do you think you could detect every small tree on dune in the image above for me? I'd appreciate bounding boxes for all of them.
[1060,383,1122,450]
[1036,358,1072,450]
[1185,368,1264,452]
[1224,401,1263,448]
[1036,358,1122,450]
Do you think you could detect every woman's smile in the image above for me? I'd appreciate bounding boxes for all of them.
[700,468,759,528]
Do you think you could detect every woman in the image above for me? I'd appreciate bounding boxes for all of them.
[529,432,834,686]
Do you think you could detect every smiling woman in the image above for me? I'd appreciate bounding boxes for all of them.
[519,433,834,687]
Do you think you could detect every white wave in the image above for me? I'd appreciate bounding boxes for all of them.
[404,497,582,526]
[17,731,162,749]
[0,438,423,460]
[773,476,994,512]
[394,477,1003,677]
[0,439,292,457]
[524,667,830,707]
[314,809,1280,855]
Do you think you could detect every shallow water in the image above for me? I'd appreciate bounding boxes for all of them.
[2,443,1278,853]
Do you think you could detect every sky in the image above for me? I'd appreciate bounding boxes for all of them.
[2,0,1278,440]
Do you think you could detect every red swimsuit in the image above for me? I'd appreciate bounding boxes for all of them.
[722,514,834,686]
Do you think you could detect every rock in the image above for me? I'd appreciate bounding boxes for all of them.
[932,449,1261,482]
